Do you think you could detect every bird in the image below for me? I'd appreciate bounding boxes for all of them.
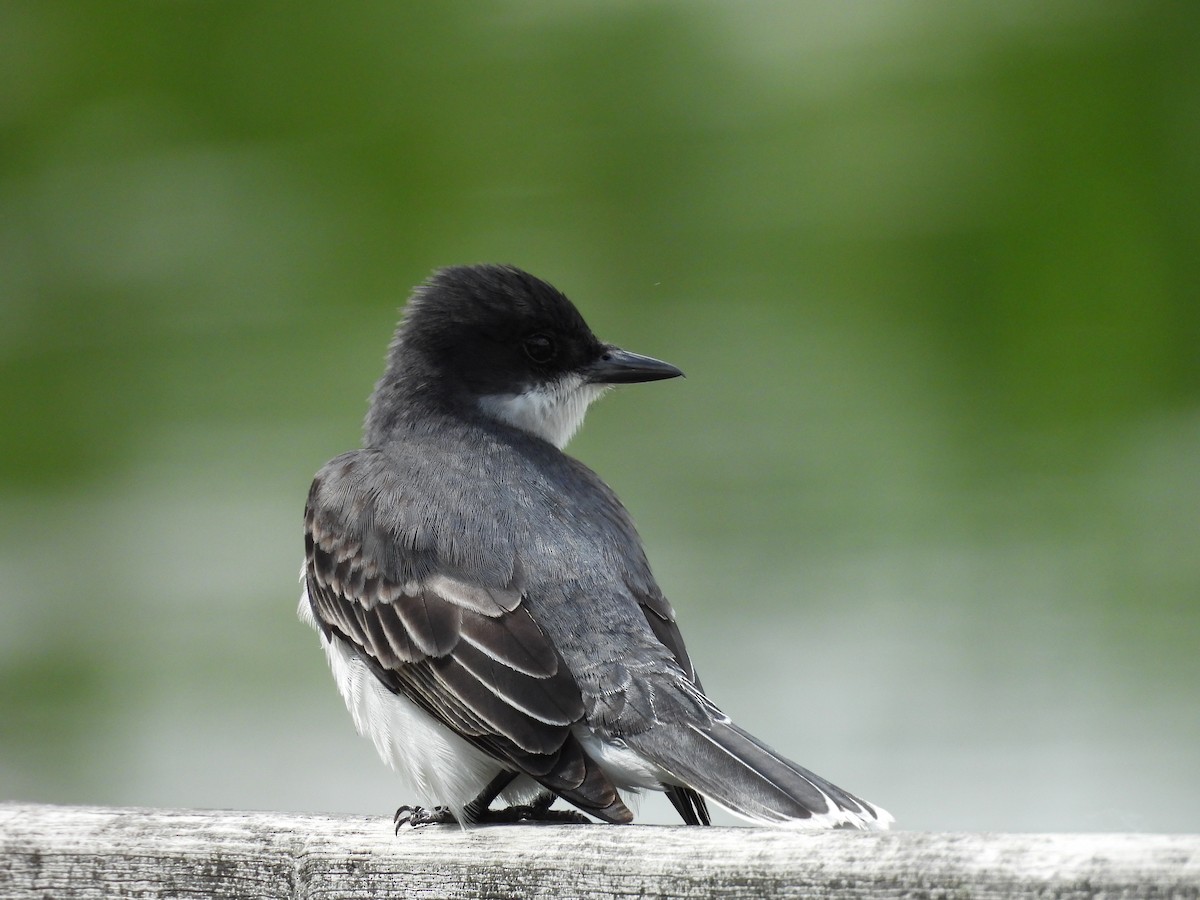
[300,263,893,830]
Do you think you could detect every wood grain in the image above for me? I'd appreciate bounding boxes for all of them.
[2,803,1198,899]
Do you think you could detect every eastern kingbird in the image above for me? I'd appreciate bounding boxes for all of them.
[301,264,892,829]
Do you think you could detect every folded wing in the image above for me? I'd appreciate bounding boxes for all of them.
[304,451,630,823]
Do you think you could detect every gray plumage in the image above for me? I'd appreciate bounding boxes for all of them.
[301,264,892,829]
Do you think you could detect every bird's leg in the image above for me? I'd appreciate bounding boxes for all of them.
[461,771,519,822]
[394,771,593,829]
[476,787,592,824]
[394,771,517,831]
[463,772,592,823]
[479,791,592,824]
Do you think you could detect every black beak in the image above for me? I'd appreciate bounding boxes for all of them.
[587,346,684,384]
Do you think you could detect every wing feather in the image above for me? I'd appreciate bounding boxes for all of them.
[393,591,461,656]
[628,581,712,825]
[304,452,630,822]
[458,607,560,677]
[447,638,578,726]
[372,602,423,663]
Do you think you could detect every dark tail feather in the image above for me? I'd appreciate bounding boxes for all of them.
[664,784,711,826]
[628,718,892,829]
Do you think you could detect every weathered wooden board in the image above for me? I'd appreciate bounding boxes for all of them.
[2,803,1198,899]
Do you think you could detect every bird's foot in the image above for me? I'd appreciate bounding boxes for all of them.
[475,789,590,823]
[475,803,591,824]
[393,793,591,830]
[394,804,457,831]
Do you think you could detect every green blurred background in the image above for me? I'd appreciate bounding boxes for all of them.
[2,2,1197,832]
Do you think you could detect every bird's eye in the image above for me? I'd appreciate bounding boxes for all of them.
[523,333,556,364]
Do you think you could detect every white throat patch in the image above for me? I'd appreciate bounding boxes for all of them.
[478,374,610,449]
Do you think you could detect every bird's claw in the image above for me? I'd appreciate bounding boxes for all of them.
[394,804,456,831]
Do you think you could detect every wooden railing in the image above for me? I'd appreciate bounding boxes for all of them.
[2,803,1198,898]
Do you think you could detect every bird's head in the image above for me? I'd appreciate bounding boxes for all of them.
[369,264,682,448]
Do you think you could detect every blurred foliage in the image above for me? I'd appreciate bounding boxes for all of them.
[1,2,1197,830]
